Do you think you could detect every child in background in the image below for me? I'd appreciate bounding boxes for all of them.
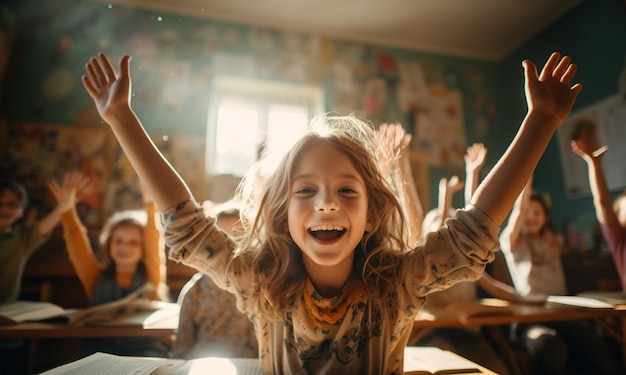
[0,173,90,303]
[376,122,424,248]
[571,124,626,291]
[0,173,90,374]
[500,177,618,374]
[415,143,545,375]
[501,177,567,296]
[57,176,169,357]
[171,200,258,359]
[82,50,581,373]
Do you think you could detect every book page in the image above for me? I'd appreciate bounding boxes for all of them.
[404,346,481,375]
[0,283,177,327]
[66,283,164,326]
[0,301,69,325]
[39,352,183,375]
[577,291,626,306]
[546,295,615,309]
[83,301,180,327]
[168,357,263,375]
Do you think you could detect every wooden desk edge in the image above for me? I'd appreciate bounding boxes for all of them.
[0,322,175,339]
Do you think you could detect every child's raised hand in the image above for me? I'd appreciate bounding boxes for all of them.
[82,52,132,124]
[441,175,464,200]
[376,123,412,177]
[523,52,582,126]
[48,171,93,213]
[571,139,608,161]
[464,143,487,174]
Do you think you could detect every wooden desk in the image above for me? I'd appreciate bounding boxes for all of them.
[0,321,177,340]
[412,298,626,374]
[0,310,178,374]
[413,298,626,328]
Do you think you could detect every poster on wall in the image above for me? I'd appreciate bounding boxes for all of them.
[556,94,626,198]
[396,61,467,171]
[0,123,113,230]
[1,123,206,229]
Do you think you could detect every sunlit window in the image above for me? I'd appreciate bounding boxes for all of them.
[214,106,259,176]
[264,106,309,170]
[207,77,323,179]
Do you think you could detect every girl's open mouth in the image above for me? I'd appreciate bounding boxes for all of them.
[308,225,346,241]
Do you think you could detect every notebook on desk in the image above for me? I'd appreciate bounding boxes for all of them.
[577,290,626,306]
[0,283,179,327]
[39,352,263,375]
[545,295,615,309]
[404,346,482,374]
[40,347,487,375]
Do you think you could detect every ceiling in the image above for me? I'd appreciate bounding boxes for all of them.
[104,0,582,61]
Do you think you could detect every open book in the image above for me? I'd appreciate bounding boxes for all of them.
[42,348,481,375]
[42,347,485,375]
[40,352,263,375]
[0,283,179,327]
[577,290,626,306]
[545,295,616,309]
[404,346,482,374]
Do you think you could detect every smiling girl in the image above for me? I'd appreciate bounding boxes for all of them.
[82,50,581,373]
[57,176,169,357]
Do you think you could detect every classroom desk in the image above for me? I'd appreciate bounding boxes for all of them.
[40,348,498,375]
[411,298,626,374]
[0,309,178,374]
[413,298,626,328]
[0,321,177,340]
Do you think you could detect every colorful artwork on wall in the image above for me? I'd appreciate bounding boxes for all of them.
[1,123,206,228]
[0,123,113,231]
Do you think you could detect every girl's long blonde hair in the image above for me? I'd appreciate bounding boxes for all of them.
[234,114,408,321]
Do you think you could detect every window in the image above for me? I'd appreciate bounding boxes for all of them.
[206,77,323,178]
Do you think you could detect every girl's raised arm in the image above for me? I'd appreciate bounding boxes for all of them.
[500,176,532,254]
[82,53,192,211]
[471,52,582,226]
[571,141,616,225]
[464,143,487,206]
[376,123,423,247]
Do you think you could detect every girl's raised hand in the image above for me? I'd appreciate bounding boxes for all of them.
[441,175,464,200]
[523,52,582,126]
[82,53,132,124]
[464,143,487,174]
[571,139,609,161]
[376,123,412,177]
[48,171,94,213]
